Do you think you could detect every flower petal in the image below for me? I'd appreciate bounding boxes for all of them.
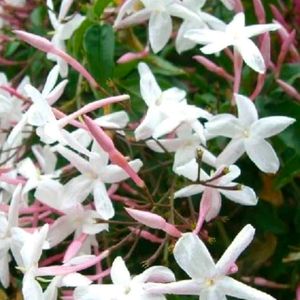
[93,182,114,220]
[245,138,279,173]
[221,185,257,206]
[111,256,131,285]
[149,11,172,53]
[219,276,276,300]
[138,62,162,106]
[174,184,204,198]
[22,273,44,300]
[243,23,281,38]
[235,94,258,127]
[216,138,245,167]
[235,38,265,73]
[74,285,116,300]
[215,224,255,276]
[250,116,295,139]
[173,232,215,279]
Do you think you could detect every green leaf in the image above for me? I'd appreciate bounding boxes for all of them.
[147,55,186,76]
[84,24,115,86]
[93,0,112,17]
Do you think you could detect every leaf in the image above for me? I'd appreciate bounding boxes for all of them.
[84,24,115,86]
[93,0,112,17]
[259,174,283,206]
[147,55,186,76]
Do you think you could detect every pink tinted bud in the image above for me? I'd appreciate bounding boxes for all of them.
[14,30,99,89]
[83,115,144,187]
[117,48,149,64]
[193,55,234,81]
[277,79,300,102]
[126,208,166,229]
[126,208,182,237]
[276,30,296,75]
[242,276,289,289]
[14,30,53,52]
[63,233,88,263]
[83,115,114,153]
[253,0,266,23]
[234,0,244,12]
[270,5,290,30]
[260,33,271,67]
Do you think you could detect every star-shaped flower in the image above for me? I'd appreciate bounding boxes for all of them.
[74,256,175,300]
[145,225,276,300]
[185,12,281,73]
[205,94,295,173]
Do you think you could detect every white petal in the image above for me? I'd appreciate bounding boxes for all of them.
[22,273,44,300]
[96,111,129,129]
[200,40,231,54]
[59,14,85,40]
[145,280,203,295]
[101,159,143,183]
[174,233,215,279]
[218,164,241,184]
[161,87,186,104]
[137,266,175,283]
[42,65,59,97]
[205,114,242,139]
[216,138,245,167]
[58,0,74,20]
[243,23,281,38]
[185,29,226,44]
[219,276,276,300]
[235,38,265,73]
[175,20,199,54]
[153,118,179,139]
[54,145,93,174]
[115,8,151,29]
[235,94,258,126]
[245,138,279,173]
[250,116,295,139]
[62,272,92,287]
[221,185,258,206]
[149,11,172,53]
[146,138,183,153]
[21,224,49,268]
[47,216,75,247]
[174,185,204,198]
[74,285,116,300]
[175,159,209,182]
[135,107,164,141]
[114,0,139,27]
[46,79,68,105]
[227,12,245,33]
[93,182,114,220]
[0,255,10,288]
[215,224,255,275]
[17,158,38,179]
[111,256,131,285]
[200,286,227,300]
[138,63,161,106]
[35,179,64,210]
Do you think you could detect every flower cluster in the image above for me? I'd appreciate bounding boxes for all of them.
[0,0,298,300]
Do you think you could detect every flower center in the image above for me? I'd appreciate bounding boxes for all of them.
[205,278,215,287]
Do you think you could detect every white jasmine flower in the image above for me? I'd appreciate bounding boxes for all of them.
[74,256,175,300]
[205,94,296,173]
[185,12,281,73]
[146,225,276,300]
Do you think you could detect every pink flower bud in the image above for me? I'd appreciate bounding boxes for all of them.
[83,115,145,187]
[14,30,99,89]
[126,208,182,237]
[253,0,266,23]
[193,56,234,81]
[277,79,300,102]
[117,48,149,64]
[129,227,164,243]
[63,233,88,263]
[126,208,166,229]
